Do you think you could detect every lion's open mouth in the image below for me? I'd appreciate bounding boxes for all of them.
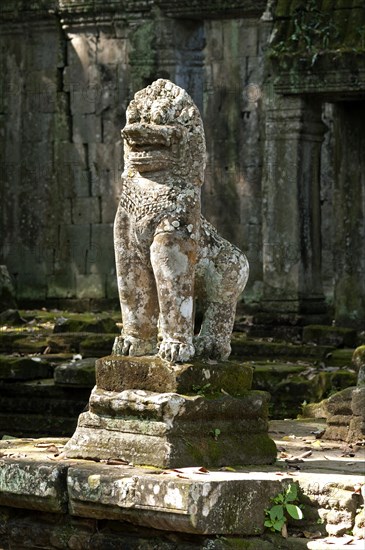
[127,143,171,164]
[123,123,187,171]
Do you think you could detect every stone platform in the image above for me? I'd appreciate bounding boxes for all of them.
[64,355,276,468]
[0,419,364,549]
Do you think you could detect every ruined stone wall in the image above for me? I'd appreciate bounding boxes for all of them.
[0,1,269,309]
[1,0,364,327]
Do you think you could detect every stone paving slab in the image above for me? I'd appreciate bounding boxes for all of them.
[68,464,290,535]
[0,437,289,535]
[0,420,363,541]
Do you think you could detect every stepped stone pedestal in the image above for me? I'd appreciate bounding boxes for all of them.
[65,355,276,468]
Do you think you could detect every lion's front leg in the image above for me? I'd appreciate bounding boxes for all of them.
[150,230,197,363]
[114,207,160,357]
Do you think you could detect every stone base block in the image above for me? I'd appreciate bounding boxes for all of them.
[95,355,253,394]
[65,386,276,467]
[347,387,365,442]
[65,355,276,467]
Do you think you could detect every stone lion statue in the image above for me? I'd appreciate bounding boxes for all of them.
[113,79,249,363]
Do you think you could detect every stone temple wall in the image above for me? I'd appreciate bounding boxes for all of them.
[0,0,269,309]
[0,0,364,327]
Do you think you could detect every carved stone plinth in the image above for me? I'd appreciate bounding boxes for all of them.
[65,356,276,468]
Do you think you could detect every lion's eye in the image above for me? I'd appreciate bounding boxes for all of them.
[127,108,140,123]
[151,109,166,125]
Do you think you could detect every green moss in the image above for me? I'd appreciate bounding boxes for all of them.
[271,0,365,71]
[353,345,365,369]
[53,315,118,334]
[303,325,357,347]
[182,432,277,468]
[129,20,157,91]
[79,334,116,357]
[325,348,354,367]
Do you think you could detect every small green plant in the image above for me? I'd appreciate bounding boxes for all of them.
[210,428,221,441]
[192,383,211,396]
[264,483,303,537]
[270,0,340,66]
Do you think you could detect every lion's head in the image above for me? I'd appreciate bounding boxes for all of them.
[122,79,206,185]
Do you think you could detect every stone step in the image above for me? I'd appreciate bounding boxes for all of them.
[0,424,363,545]
[0,356,53,381]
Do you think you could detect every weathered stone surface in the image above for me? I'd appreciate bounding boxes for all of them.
[0,379,89,438]
[325,349,355,368]
[353,508,365,539]
[96,355,253,394]
[351,387,365,416]
[65,386,276,467]
[0,459,68,513]
[231,334,333,361]
[46,332,91,353]
[53,315,118,334]
[325,387,354,416]
[67,464,289,535]
[0,423,364,547]
[54,357,96,387]
[114,79,249,363]
[348,416,365,442]
[0,266,16,311]
[0,309,25,326]
[303,325,357,348]
[297,474,363,537]
[353,345,365,386]
[79,334,117,357]
[0,356,52,381]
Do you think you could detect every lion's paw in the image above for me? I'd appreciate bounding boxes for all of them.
[158,339,195,363]
[112,335,157,356]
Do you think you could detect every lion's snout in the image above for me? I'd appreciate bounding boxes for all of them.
[122,123,184,148]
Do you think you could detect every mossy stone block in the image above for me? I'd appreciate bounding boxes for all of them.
[65,384,276,467]
[79,334,116,357]
[325,348,354,367]
[0,356,52,380]
[96,355,253,395]
[53,315,118,334]
[303,325,357,347]
[353,345,365,369]
[54,358,96,388]
[0,460,68,513]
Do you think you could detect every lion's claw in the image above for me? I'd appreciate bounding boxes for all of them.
[158,340,195,363]
[112,335,157,356]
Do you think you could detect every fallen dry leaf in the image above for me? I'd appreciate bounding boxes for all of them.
[45,445,59,453]
[298,450,312,459]
[303,530,323,539]
[101,458,129,465]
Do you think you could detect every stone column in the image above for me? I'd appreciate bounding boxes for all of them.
[261,92,327,318]
[332,103,365,327]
